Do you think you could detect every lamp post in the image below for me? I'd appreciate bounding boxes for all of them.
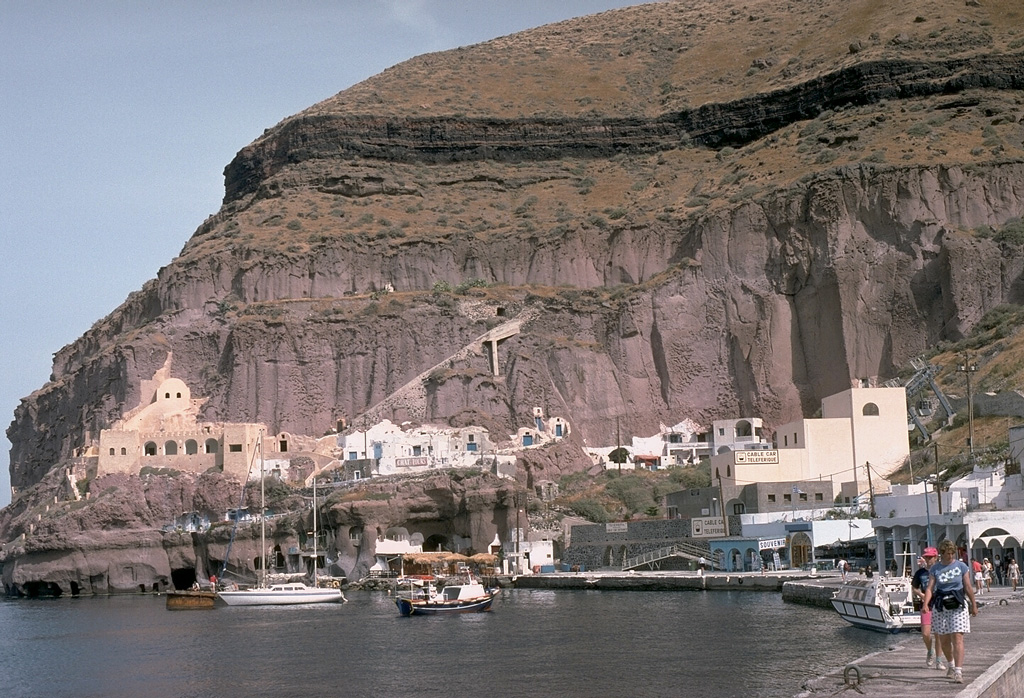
[957,351,978,464]
[919,477,934,548]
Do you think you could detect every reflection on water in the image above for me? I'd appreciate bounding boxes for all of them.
[0,589,899,698]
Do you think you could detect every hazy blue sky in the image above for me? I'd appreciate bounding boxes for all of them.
[0,1,646,508]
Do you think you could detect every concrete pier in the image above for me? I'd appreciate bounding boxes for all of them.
[512,568,816,591]
[797,584,1024,697]
[512,569,1024,696]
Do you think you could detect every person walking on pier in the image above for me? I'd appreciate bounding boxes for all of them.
[1009,558,1021,592]
[911,548,938,667]
[924,539,979,684]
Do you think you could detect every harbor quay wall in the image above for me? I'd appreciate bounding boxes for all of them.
[781,579,843,608]
[975,628,1024,698]
[514,572,797,591]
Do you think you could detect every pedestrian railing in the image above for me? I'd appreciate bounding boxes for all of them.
[621,541,713,571]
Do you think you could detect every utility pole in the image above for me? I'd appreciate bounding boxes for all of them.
[514,492,521,575]
[865,461,876,518]
[934,441,943,515]
[957,351,978,464]
[719,469,730,537]
[923,477,933,548]
[616,417,621,474]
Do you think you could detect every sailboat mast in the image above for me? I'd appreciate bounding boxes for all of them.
[313,473,318,588]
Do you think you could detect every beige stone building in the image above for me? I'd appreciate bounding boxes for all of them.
[96,374,265,480]
[712,386,908,503]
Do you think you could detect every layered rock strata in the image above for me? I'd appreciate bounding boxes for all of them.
[5,0,1024,593]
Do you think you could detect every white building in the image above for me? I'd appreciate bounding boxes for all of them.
[369,531,424,576]
[709,417,773,455]
[336,413,564,478]
[501,536,556,574]
[712,387,908,504]
[872,457,1024,571]
[590,416,772,471]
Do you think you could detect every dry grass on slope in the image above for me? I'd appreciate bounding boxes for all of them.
[306,0,1023,120]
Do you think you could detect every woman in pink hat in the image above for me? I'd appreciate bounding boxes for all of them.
[911,547,939,666]
[924,539,979,684]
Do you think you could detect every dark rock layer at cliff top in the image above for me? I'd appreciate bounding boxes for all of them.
[4,0,1024,577]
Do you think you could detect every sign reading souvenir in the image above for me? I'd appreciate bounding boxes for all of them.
[758,537,788,551]
[692,516,726,538]
[735,450,779,464]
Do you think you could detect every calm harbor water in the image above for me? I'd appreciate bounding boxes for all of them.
[0,588,896,698]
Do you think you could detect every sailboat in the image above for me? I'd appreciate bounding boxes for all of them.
[217,432,345,606]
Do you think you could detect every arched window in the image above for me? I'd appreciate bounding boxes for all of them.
[164,440,178,455]
[863,402,879,416]
[144,442,157,456]
[205,439,218,454]
[185,439,198,455]
[735,420,752,438]
[120,447,127,455]
[108,448,115,456]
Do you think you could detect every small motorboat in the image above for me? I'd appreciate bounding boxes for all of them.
[395,573,499,616]
[831,574,921,633]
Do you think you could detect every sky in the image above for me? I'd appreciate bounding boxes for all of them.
[0,1,647,509]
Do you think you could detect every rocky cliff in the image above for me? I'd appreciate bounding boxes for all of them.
[4,0,1024,592]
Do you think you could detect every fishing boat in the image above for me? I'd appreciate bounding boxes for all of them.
[831,574,920,633]
[218,434,345,606]
[395,572,499,616]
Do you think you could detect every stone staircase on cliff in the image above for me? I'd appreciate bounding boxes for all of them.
[356,309,538,427]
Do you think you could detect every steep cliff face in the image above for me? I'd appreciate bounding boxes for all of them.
[5,0,1024,584]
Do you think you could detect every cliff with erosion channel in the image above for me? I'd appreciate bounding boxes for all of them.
[4,0,1024,595]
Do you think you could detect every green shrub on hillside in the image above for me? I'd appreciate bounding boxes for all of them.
[968,303,1024,344]
[571,497,610,523]
[669,463,712,488]
[995,218,1024,246]
[604,474,658,515]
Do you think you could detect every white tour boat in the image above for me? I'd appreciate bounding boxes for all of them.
[831,574,921,633]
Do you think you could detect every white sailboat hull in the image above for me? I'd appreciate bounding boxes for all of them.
[218,584,344,606]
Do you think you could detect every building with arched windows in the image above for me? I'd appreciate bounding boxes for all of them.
[96,374,267,480]
[709,386,908,508]
[665,387,907,525]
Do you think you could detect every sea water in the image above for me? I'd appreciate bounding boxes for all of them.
[0,589,897,698]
